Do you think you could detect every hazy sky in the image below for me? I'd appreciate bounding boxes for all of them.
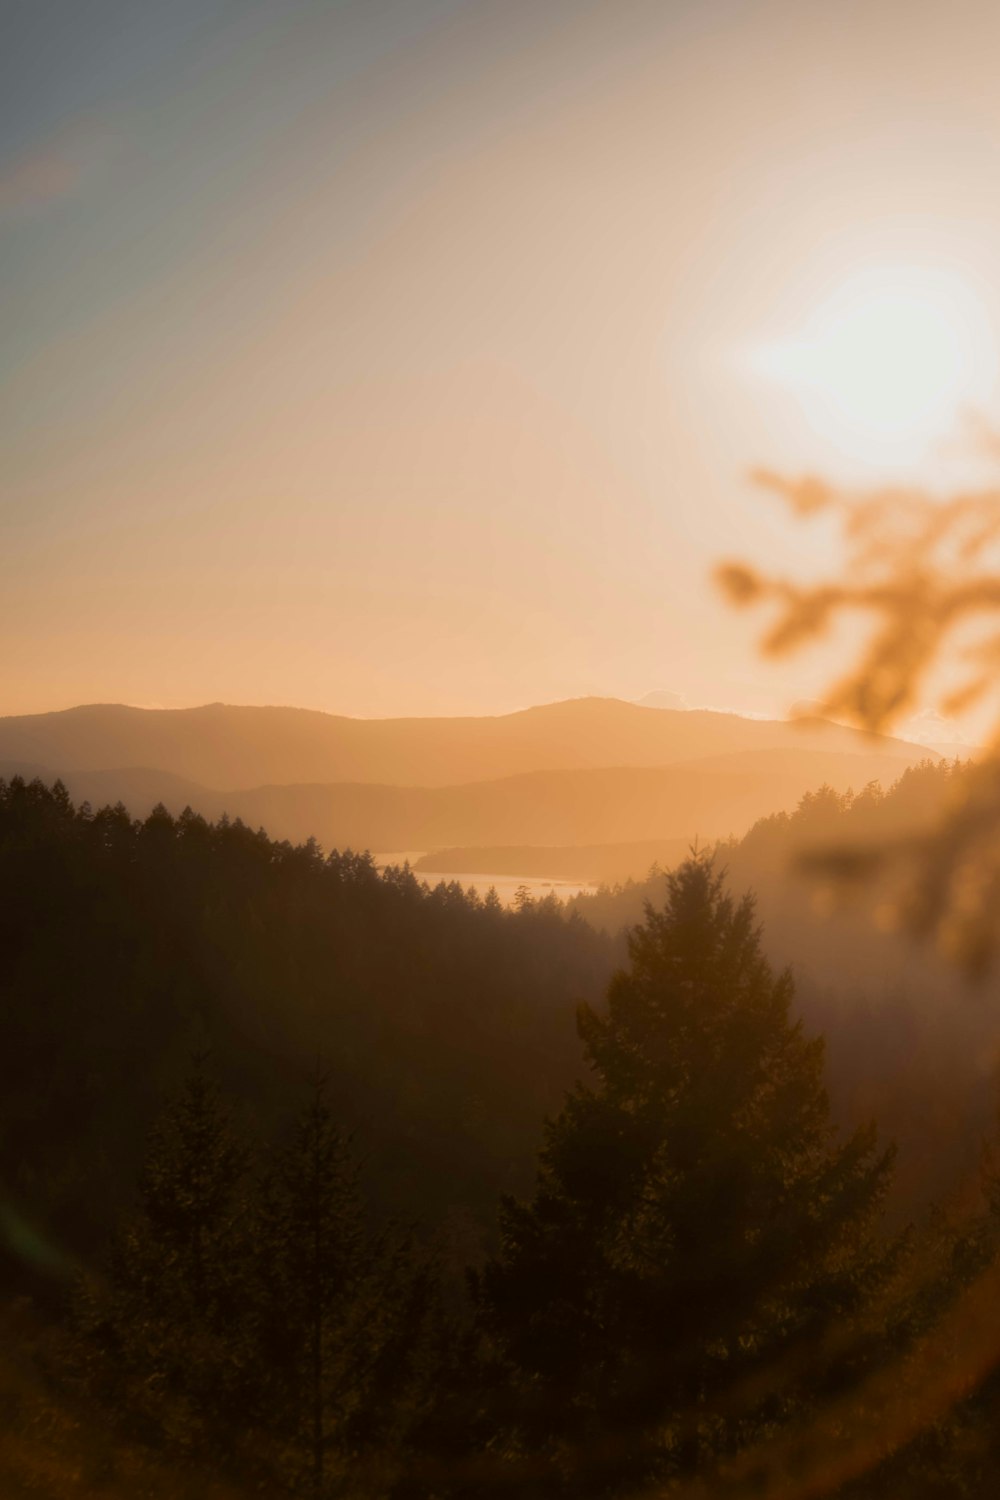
[5,0,1000,720]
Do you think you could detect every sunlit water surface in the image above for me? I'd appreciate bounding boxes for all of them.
[374,853,596,907]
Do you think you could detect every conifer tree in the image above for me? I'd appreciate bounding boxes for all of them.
[475,854,896,1495]
[75,1061,254,1476]
[251,1074,437,1498]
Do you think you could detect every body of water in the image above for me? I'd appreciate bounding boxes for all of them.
[374,852,596,906]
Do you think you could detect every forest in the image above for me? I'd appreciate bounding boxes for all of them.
[6,769,1000,1497]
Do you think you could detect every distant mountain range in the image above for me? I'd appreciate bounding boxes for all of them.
[0,697,944,857]
[0,697,932,786]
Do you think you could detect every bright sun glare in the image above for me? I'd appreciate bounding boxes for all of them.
[749,266,999,467]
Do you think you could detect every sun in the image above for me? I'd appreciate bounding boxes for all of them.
[748,266,999,467]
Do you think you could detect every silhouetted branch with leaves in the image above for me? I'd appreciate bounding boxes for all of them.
[717,469,1000,976]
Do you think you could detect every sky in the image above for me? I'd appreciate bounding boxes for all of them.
[5,0,1000,721]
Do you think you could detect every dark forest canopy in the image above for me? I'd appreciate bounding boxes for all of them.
[6,773,1000,1495]
[2,758,994,1300]
[0,775,613,1287]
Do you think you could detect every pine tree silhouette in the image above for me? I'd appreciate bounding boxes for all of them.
[251,1073,437,1498]
[75,1060,254,1475]
[475,854,896,1495]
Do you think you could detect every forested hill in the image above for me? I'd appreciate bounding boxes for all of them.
[570,758,1000,1210]
[569,757,965,947]
[7,770,1000,1498]
[0,776,615,1289]
[4,762,992,1300]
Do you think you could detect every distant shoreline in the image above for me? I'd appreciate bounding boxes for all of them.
[411,838,694,885]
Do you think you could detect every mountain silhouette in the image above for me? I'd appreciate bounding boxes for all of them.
[0,697,933,794]
[2,745,939,855]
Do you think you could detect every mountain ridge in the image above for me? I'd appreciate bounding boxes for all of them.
[0,696,935,793]
[2,744,943,856]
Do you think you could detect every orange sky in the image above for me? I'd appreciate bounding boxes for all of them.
[5,0,1000,722]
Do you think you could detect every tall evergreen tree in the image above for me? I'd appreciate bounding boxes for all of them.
[251,1074,438,1498]
[475,854,896,1495]
[74,1062,254,1476]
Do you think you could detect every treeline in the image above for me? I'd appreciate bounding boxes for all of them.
[0,775,613,1284]
[7,774,1000,1494]
[568,758,962,937]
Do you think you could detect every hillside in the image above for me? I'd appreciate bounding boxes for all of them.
[0,697,932,792]
[566,760,997,1212]
[0,778,614,1276]
[4,743,942,854]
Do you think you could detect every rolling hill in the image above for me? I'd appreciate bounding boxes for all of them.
[2,743,942,856]
[0,697,932,792]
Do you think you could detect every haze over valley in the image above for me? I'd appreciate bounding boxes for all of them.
[0,695,940,882]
